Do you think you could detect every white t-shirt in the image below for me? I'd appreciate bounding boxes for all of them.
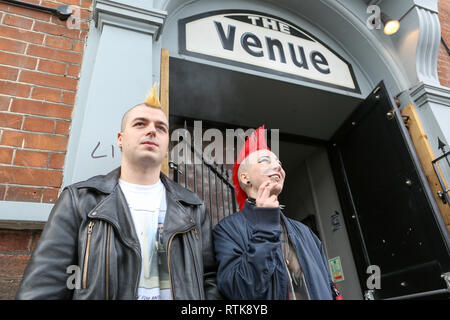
[118,178,171,300]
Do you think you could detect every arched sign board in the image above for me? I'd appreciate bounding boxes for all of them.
[179,10,360,94]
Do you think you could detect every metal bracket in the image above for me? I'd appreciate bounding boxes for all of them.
[431,150,450,205]
[3,0,73,21]
[401,115,410,127]
[169,161,183,174]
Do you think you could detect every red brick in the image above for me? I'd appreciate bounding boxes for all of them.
[27,44,82,64]
[0,81,31,98]
[39,1,60,9]
[61,91,75,105]
[0,230,33,251]
[44,35,73,50]
[49,153,65,169]
[5,185,43,201]
[23,117,54,133]
[0,112,22,129]
[0,38,27,54]
[79,31,88,42]
[14,149,49,167]
[3,14,34,30]
[0,184,5,200]
[0,254,30,278]
[1,130,68,152]
[438,0,450,87]
[82,0,93,9]
[0,25,44,44]
[52,0,82,5]
[73,40,84,52]
[19,70,78,91]
[0,166,63,187]
[37,60,66,75]
[0,279,21,300]
[67,64,81,77]
[33,21,81,40]
[0,96,11,111]
[79,8,93,20]
[31,231,41,251]
[0,52,37,70]
[31,87,61,103]
[42,188,59,204]
[11,99,73,119]
[0,147,13,164]
[0,65,19,81]
[0,2,51,22]
[55,120,71,135]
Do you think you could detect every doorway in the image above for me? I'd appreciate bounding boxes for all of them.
[168,57,450,300]
[168,57,365,299]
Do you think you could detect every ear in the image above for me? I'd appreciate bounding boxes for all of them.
[239,172,250,186]
[117,132,123,149]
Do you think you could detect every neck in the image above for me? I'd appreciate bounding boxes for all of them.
[246,188,258,200]
[120,160,161,185]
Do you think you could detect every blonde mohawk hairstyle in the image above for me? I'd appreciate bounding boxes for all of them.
[144,83,161,108]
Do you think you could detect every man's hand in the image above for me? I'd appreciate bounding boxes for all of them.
[255,181,279,208]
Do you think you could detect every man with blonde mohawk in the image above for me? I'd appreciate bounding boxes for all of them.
[17,85,221,300]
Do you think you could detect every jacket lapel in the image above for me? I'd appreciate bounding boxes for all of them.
[81,167,203,252]
[87,186,140,250]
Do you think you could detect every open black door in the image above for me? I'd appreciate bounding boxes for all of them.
[329,81,450,300]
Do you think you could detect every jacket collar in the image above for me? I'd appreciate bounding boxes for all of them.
[76,166,203,205]
[80,167,202,249]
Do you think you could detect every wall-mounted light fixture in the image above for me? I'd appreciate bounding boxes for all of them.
[381,12,400,35]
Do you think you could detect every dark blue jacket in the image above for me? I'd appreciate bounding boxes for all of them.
[213,201,334,300]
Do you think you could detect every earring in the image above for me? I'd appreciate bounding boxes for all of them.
[246,181,251,185]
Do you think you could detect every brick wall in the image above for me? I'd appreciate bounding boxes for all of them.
[438,0,450,87]
[0,0,92,299]
[0,229,40,299]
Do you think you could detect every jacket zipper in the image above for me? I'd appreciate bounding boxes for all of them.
[189,227,203,299]
[167,225,198,299]
[105,224,111,300]
[82,220,95,289]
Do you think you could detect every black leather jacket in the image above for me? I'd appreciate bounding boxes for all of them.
[16,167,221,300]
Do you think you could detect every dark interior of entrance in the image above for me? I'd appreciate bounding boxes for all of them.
[169,57,365,299]
[168,57,363,228]
[168,57,450,300]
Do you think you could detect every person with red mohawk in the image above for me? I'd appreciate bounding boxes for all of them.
[213,125,340,300]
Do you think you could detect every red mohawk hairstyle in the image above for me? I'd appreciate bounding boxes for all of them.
[232,125,270,210]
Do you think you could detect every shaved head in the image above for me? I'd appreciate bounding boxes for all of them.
[121,104,167,131]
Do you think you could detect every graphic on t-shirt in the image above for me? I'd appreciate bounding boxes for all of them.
[118,179,171,300]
